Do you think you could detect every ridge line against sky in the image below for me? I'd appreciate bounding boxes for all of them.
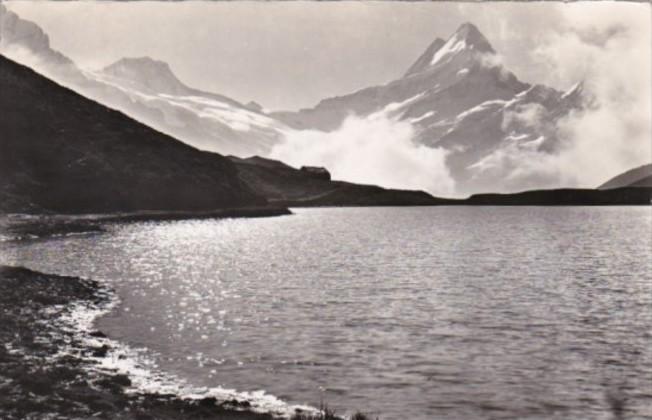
[4,1,651,110]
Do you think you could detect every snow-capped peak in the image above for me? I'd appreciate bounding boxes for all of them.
[404,22,495,77]
[430,23,495,66]
[453,23,494,52]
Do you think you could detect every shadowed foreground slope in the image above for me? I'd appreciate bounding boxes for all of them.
[0,54,268,214]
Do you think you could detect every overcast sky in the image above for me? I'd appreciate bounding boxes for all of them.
[6,1,651,111]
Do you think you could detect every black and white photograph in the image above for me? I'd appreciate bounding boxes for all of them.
[0,0,650,419]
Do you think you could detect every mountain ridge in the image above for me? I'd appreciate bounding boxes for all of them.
[0,5,287,157]
[1,9,599,196]
[0,53,268,214]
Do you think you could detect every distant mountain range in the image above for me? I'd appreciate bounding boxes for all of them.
[0,4,286,157]
[87,57,287,156]
[0,54,264,213]
[1,6,589,196]
[1,52,448,213]
[1,5,649,206]
[1,50,648,214]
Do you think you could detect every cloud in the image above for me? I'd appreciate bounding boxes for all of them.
[469,136,561,192]
[534,3,651,187]
[270,112,456,197]
[471,2,651,190]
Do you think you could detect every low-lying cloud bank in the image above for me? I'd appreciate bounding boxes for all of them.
[270,113,456,197]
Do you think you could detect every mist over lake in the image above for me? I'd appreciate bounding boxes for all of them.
[4,207,650,420]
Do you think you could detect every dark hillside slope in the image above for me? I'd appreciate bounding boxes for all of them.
[0,55,265,214]
[465,187,651,206]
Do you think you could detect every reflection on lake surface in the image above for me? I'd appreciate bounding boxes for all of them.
[3,207,651,420]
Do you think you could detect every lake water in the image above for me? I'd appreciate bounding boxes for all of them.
[3,207,651,419]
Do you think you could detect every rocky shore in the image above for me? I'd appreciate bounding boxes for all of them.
[0,265,287,420]
[0,209,367,420]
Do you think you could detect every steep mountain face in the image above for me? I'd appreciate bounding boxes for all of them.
[0,54,265,213]
[598,164,652,189]
[272,23,526,132]
[273,23,585,195]
[0,5,286,157]
[228,156,443,207]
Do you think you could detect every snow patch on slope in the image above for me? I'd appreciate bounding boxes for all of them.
[87,70,284,134]
[410,111,436,124]
[430,37,467,66]
[455,99,508,121]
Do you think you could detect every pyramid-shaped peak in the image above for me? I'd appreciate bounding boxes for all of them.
[450,22,495,53]
[405,22,497,75]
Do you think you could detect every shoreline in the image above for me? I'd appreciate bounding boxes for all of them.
[272,187,652,207]
[0,206,292,241]
[1,186,649,241]
[0,265,324,420]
